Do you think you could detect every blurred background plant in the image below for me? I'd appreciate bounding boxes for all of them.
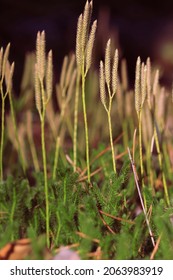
[1,0,173,91]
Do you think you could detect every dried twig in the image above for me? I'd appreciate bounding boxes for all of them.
[127,147,155,248]
[150,234,162,259]
[99,210,135,225]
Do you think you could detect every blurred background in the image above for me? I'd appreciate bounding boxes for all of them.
[1,0,173,92]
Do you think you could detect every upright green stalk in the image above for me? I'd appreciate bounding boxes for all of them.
[75,0,97,183]
[81,62,90,181]
[40,105,49,243]
[53,136,60,180]
[135,57,147,191]
[138,111,144,185]
[35,31,53,247]
[153,124,170,206]
[99,40,118,174]
[73,71,80,172]
[107,109,116,173]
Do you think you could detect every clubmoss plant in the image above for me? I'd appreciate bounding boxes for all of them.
[75,0,97,182]
[6,114,27,172]
[53,54,76,177]
[134,57,147,192]
[0,45,10,181]
[56,53,76,138]
[8,69,27,175]
[146,63,170,206]
[99,39,118,174]
[57,54,76,125]
[1,0,173,259]
[35,31,53,247]
[120,59,129,149]
[0,44,15,181]
[0,46,26,176]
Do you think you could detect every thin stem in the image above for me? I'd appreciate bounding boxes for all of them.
[138,110,147,208]
[153,124,170,206]
[107,107,116,174]
[0,96,5,181]
[146,145,155,196]
[0,82,8,181]
[139,111,144,183]
[81,64,90,183]
[73,72,80,172]
[41,108,49,248]
[162,142,171,179]
[63,176,67,205]
[53,136,60,180]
